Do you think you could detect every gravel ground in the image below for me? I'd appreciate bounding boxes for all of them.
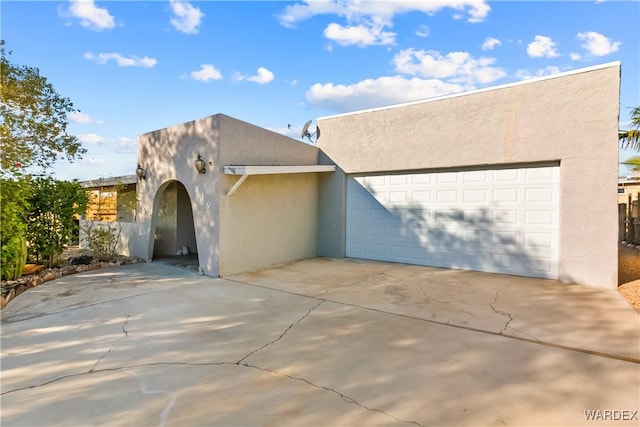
[618,245,640,314]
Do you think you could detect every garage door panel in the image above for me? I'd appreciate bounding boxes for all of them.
[463,170,490,183]
[437,172,458,184]
[494,169,520,182]
[462,209,490,223]
[436,190,458,203]
[463,188,489,203]
[493,209,519,225]
[524,231,555,250]
[493,188,520,203]
[346,166,559,279]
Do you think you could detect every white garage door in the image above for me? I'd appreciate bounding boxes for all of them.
[346,166,560,279]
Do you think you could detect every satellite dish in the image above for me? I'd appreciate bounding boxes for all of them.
[300,120,320,144]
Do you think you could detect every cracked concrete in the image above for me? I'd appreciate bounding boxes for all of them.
[1,260,639,426]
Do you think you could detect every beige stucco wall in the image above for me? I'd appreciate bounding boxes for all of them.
[135,113,322,277]
[218,173,319,276]
[317,63,621,288]
[136,115,221,276]
[217,115,321,276]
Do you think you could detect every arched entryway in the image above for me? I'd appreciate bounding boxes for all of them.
[150,180,199,271]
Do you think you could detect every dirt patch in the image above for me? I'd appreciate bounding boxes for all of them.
[618,245,640,314]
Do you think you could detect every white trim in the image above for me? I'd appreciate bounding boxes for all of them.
[223,164,336,196]
[318,62,621,121]
[80,175,137,188]
[223,165,336,175]
[226,175,249,196]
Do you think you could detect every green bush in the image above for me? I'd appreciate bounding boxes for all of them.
[1,175,30,280]
[82,222,121,262]
[25,177,87,267]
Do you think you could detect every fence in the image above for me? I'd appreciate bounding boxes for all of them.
[619,195,640,244]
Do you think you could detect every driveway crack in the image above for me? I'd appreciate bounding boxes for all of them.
[241,363,425,427]
[237,300,324,364]
[0,362,236,396]
[90,313,131,372]
[489,284,513,335]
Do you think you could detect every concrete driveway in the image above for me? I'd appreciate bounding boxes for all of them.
[1,258,638,427]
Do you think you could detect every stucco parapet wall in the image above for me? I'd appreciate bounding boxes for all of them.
[217,114,320,168]
[316,61,620,174]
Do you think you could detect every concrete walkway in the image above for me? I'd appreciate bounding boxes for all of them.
[1,259,638,426]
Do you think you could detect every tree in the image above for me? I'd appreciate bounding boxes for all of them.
[25,177,88,267]
[0,40,86,172]
[619,106,640,152]
[620,156,640,172]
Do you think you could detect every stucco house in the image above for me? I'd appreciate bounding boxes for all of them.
[82,62,620,289]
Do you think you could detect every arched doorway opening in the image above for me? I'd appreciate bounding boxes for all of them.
[151,180,199,271]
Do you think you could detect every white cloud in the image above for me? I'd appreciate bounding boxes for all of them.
[324,22,396,46]
[393,49,506,85]
[415,25,429,38]
[577,31,621,56]
[75,134,136,153]
[515,65,567,80]
[278,1,489,48]
[305,75,465,112]
[190,64,223,81]
[279,1,490,27]
[248,67,274,84]
[68,111,103,124]
[235,67,275,84]
[527,35,560,58]
[482,37,501,51]
[113,137,137,153]
[76,133,105,144]
[84,52,157,67]
[570,52,582,61]
[68,0,115,31]
[169,0,204,34]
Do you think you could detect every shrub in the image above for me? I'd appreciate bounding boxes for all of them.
[1,175,29,279]
[25,177,87,267]
[82,221,122,262]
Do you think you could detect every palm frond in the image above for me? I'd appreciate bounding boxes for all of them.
[620,106,640,151]
[620,156,640,171]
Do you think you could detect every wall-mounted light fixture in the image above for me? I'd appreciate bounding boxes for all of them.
[136,164,146,180]
[195,153,206,175]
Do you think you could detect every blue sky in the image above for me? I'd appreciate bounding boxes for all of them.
[3,0,639,181]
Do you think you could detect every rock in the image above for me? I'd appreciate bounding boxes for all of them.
[62,266,78,276]
[87,264,102,271]
[23,264,45,275]
[69,255,93,265]
[15,284,27,297]
[42,272,56,282]
[622,241,627,245]
[0,295,6,309]
[5,288,15,304]
[628,243,635,248]
[29,276,44,288]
